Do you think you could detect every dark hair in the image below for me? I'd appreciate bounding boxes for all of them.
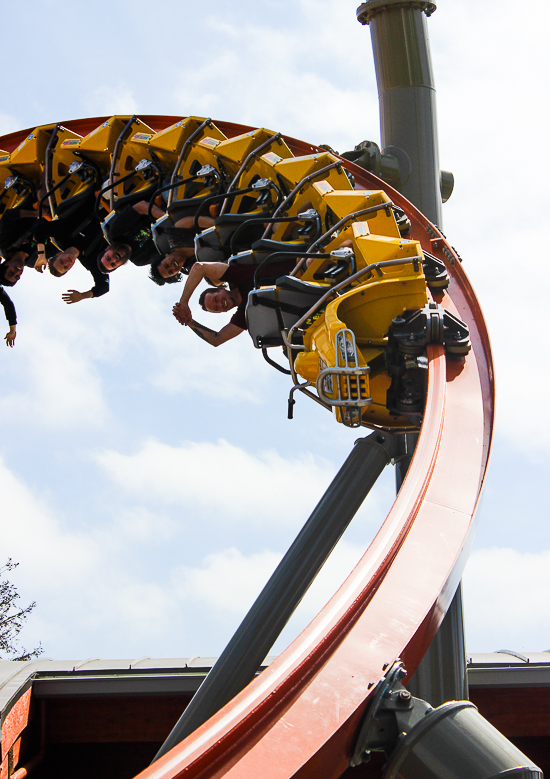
[198,285,227,311]
[0,262,16,286]
[48,253,66,277]
[97,243,131,273]
[148,255,183,286]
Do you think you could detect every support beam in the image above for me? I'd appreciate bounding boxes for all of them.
[394,431,418,494]
[407,583,469,704]
[153,432,394,761]
[358,0,468,705]
[357,0,442,226]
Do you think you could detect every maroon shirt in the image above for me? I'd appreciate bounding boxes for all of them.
[221,259,296,330]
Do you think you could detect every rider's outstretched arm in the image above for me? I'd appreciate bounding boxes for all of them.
[180,261,228,304]
[187,319,243,347]
[176,261,229,324]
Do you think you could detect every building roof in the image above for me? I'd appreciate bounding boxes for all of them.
[1,651,549,733]
[0,656,277,727]
[467,651,550,689]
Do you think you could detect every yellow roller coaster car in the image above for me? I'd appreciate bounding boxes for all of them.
[247,229,428,429]
[51,117,135,218]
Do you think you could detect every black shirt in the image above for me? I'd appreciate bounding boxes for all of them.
[0,286,16,326]
[107,205,160,266]
[33,209,101,254]
[78,250,109,298]
[0,208,38,257]
[33,206,109,298]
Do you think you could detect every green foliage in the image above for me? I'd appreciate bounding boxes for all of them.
[0,559,43,661]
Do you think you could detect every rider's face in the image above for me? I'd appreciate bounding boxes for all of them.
[204,289,236,313]
[100,246,128,271]
[158,254,184,278]
[4,259,24,283]
[53,252,77,275]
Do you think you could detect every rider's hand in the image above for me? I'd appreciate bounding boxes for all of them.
[4,327,16,347]
[62,289,86,304]
[173,302,192,326]
[34,254,47,273]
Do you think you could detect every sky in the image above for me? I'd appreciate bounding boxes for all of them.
[0,0,549,663]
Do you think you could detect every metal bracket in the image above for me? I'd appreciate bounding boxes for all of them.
[351,660,432,765]
[316,329,372,428]
[351,660,543,778]
[356,0,437,26]
[287,381,312,419]
[422,251,449,290]
[361,432,406,464]
[389,303,470,357]
[385,303,469,422]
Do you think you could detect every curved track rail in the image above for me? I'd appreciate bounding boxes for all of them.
[0,117,494,779]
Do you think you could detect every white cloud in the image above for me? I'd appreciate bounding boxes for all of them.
[0,451,368,659]
[147,318,271,403]
[0,329,107,429]
[94,437,335,523]
[0,113,21,138]
[113,506,179,544]
[81,85,140,118]
[464,547,550,652]
[167,4,378,154]
[0,455,190,657]
[0,272,108,430]
[0,457,101,590]
[0,265,273,430]
[173,547,282,618]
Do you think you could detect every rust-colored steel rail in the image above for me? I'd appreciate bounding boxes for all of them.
[0,118,493,779]
[132,122,492,779]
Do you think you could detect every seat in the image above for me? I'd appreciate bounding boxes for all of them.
[55,185,97,220]
[194,226,228,263]
[0,178,35,216]
[101,210,118,244]
[167,196,211,219]
[166,162,219,217]
[151,214,173,255]
[194,219,267,264]
[228,250,257,266]
[112,180,159,211]
[246,276,328,348]
[251,237,313,254]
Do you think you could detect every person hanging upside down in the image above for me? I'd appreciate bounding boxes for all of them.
[0,257,24,346]
[103,201,214,276]
[148,214,216,285]
[172,257,295,347]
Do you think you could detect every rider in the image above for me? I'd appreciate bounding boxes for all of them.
[0,257,24,346]
[172,258,295,346]
[148,213,216,285]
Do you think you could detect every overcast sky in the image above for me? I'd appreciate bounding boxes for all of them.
[0,0,548,663]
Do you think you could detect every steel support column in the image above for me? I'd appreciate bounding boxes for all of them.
[407,582,469,703]
[154,432,394,761]
[394,431,418,494]
[357,0,442,226]
[396,437,468,705]
[358,0,468,705]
